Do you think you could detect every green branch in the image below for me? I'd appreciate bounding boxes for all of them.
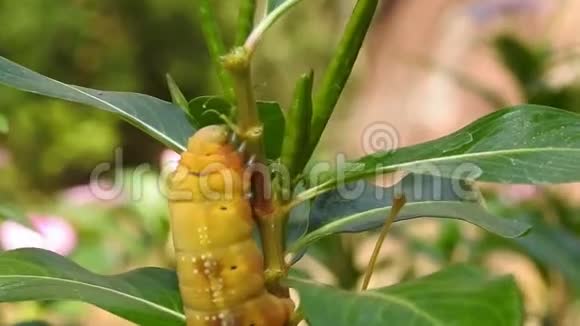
[222,48,288,294]
[308,0,379,155]
[244,0,305,55]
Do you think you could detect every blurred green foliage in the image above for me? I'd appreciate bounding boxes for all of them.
[494,34,580,112]
[0,0,344,189]
[0,0,214,190]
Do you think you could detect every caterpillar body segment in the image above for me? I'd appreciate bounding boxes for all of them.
[169,125,292,326]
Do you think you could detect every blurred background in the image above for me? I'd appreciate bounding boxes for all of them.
[0,0,579,325]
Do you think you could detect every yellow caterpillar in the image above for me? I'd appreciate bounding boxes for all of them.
[168,125,292,326]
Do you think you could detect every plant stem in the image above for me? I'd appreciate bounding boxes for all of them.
[361,195,406,291]
[223,48,260,134]
[260,207,290,296]
[308,0,379,156]
[244,0,305,56]
[222,47,288,296]
[195,0,235,101]
[235,0,257,46]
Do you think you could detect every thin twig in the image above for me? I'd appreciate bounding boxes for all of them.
[361,195,407,291]
[244,0,305,55]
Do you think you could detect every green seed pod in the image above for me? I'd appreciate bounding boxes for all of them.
[281,70,314,178]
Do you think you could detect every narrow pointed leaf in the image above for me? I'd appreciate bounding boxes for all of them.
[258,101,285,160]
[289,174,530,257]
[281,71,314,176]
[288,265,523,326]
[166,74,191,114]
[0,249,185,326]
[0,56,194,151]
[0,204,32,227]
[195,0,234,100]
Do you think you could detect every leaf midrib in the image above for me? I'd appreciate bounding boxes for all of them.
[361,291,444,326]
[288,277,443,326]
[0,274,186,321]
[303,146,580,200]
[360,146,580,178]
[291,201,472,252]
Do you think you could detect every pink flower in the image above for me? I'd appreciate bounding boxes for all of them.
[60,183,126,206]
[0,215,77,256]
[0,147,11,168]
[467,0,548,24]
[500,184,540,203]
[160,149,181,172]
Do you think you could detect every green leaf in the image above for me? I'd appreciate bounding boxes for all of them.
[194,0,234,101]
[267,0,287,12]
[0,249,185,326]
[510,216,580,294]
[188,97,285,160]
[286,185,311,248]
[471,198,580,295]
[301,105,580,200]
[288,265,523,326]
[305,235,359,289]
[289,174,530,257]
[0,56,194,152]
[258,101,285,160]
[494,34,548,88]
[0,204,32,227]
[188,96,232,128]
[165,74,191,114]
[0,114,8,133]
[281,71,314,177]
